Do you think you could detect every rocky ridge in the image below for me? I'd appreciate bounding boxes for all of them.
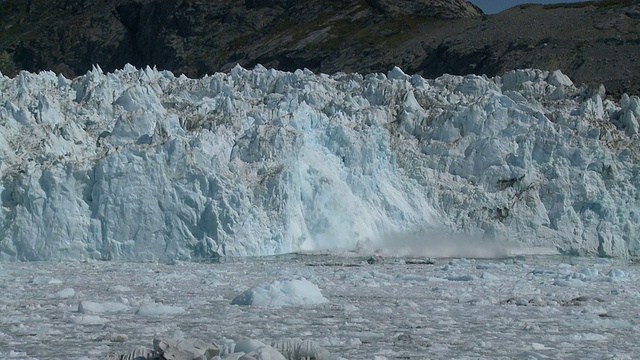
[0,0,639,96]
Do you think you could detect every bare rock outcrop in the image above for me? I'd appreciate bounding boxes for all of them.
[0,0,639,96]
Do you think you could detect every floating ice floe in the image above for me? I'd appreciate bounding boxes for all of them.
[108,336,334,360]
[231,278,328,307]
[136,303,186,316]
[78,301,128,314]
[50,287,75,299]
[72,315,109,325]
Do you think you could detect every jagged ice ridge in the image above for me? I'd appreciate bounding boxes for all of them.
[0,65,639,261]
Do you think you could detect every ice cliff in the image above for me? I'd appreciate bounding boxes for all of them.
[0,65,638,261]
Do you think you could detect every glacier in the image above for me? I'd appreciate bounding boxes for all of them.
[0,64,638,261]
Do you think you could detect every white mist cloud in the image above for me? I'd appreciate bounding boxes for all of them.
[356,228,557,259]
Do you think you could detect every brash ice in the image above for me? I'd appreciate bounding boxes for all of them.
[0,65,638,261]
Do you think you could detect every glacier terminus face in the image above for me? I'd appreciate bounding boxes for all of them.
[0,65,638,261]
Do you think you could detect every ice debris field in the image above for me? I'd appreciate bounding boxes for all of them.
[1,255,640,359]
[1,65,640,261]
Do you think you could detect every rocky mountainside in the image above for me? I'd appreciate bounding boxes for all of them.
[0,0,639,96]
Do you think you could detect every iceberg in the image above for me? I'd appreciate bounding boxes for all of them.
[0,65,638,261]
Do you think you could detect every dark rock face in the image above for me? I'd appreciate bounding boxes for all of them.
[365,0,482,17]
[1,0,639,96]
